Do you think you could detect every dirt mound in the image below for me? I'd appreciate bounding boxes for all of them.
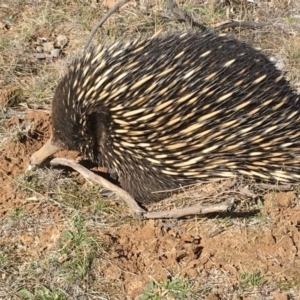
[0,111,50,215]
[95,202,300,297]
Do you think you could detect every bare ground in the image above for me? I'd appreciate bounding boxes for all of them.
[1,1,300,299]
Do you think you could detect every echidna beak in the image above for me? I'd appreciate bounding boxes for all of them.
[29,138,61,168]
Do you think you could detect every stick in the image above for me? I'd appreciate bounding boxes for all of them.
[50,158,146,217]
[257,183,292,191]
[144,199,234,219]
[166,0,207,31]
[213,21,269,32]
[84,0,131,51]
[50,158,235,219]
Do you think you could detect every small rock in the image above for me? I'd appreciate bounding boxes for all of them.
[34,53,46,59]
[272,291,289,300]
[36,46,43,53]
[42,42,54,53]
[35,267,43,275]
[270,56,285,71]
[0,20,11,30]
[55,34,68,48]
[51,48,61,58]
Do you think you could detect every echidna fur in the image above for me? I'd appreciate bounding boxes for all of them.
[50,31,300,204]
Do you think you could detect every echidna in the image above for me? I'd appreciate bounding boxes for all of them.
[30,31,300,204]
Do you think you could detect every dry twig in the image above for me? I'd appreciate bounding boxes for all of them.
[166,0,207,31]
[50,158,235,219]
[213,21,269,32]
[166,0,268,33]
[144,199,234,219]
[50,157,145,217]
[84,0,131,51]
[257,183,292,191]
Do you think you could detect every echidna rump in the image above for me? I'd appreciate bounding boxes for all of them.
[30,31,300,203]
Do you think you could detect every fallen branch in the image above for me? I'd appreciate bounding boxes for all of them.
[166,1,268,33]
[50,158,145,217]
[50,158,235,219]
[257,183,292,191]
[166,0,207,31]
[213,21,269,32]
[144,198,234,219]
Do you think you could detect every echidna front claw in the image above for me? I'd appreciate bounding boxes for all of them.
[30,138,61,166]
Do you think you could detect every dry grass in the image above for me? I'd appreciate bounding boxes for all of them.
[1,0,300,299]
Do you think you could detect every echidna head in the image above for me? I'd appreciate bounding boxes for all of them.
[30,73,111,166]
